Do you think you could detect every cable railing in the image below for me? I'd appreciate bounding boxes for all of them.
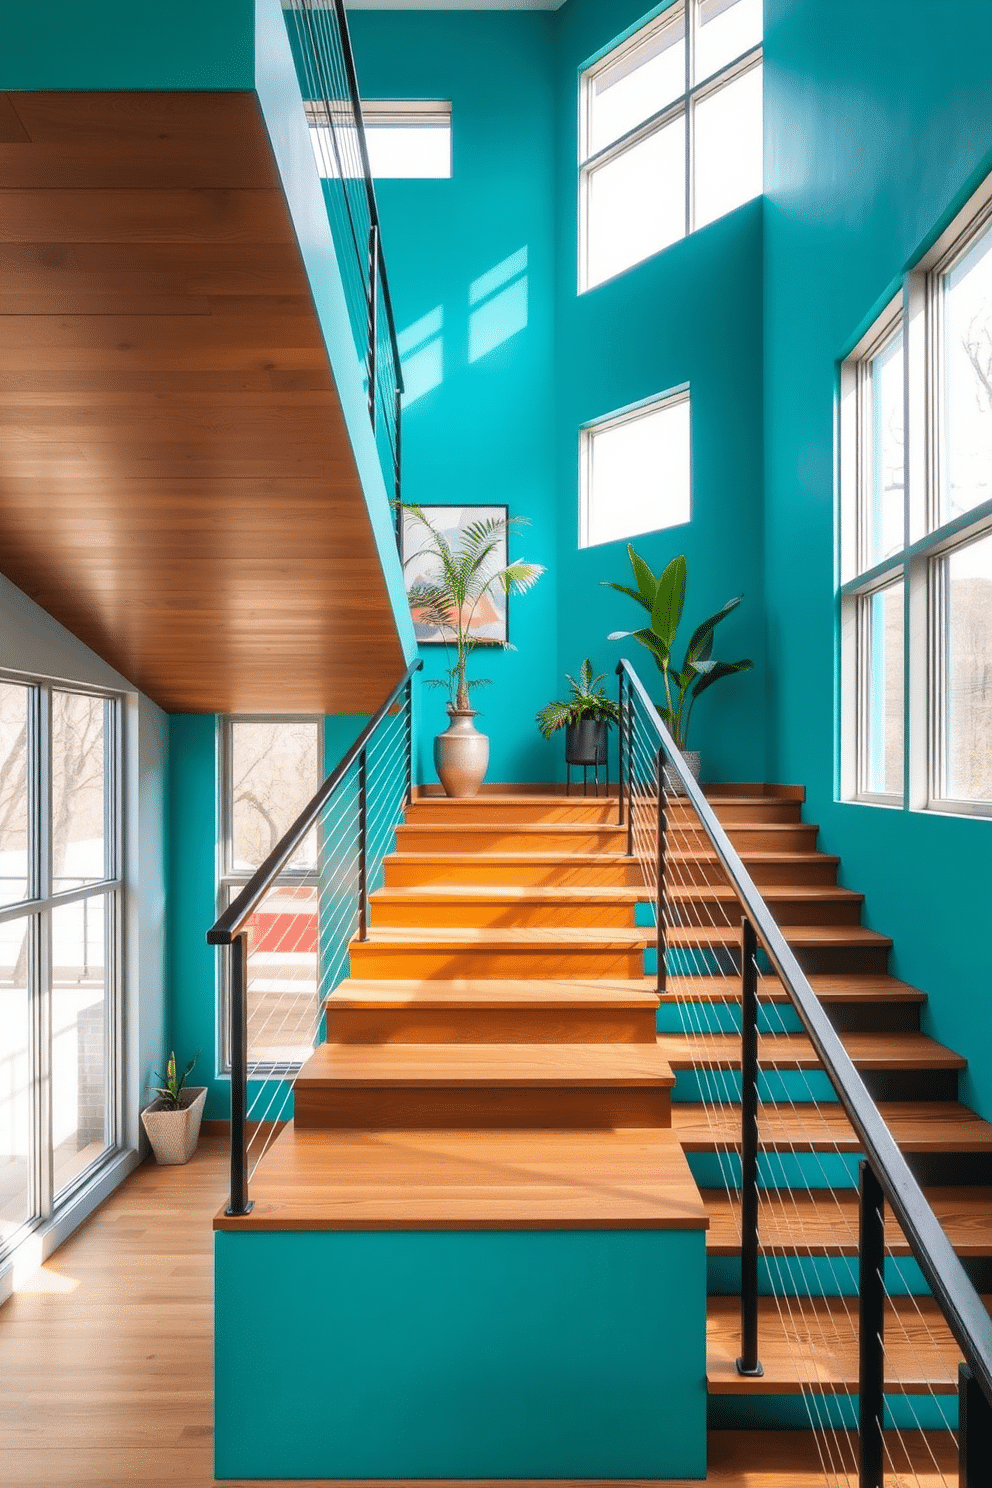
[207,659,421,1215]
[283,0,404,507]
[617,656,992,1488]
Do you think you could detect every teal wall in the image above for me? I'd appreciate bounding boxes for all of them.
[215,1226,707,1479]
[349,12,559,784]
[762,0,992,1119]
[0,0,254,89]
[349,3,766,785]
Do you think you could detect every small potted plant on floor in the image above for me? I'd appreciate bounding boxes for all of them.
[604,546,753,790]
[141,1051,206,1166]
[536,659,620,779]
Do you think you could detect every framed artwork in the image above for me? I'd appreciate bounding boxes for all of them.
[401,503,510,646]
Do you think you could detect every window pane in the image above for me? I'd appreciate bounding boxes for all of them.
[866,327,905,565]
[585,113,686,289]
[52,691,107,893]
[860,583,904,796]
[52,895,108,1198]
[230,721,321,873]
[246,883,319,1066]
[693,63,763,230]
[587,5,685,157]
[695,0,763,81]
[367,123,450,179]
[941,221,992,524]
[0,683,30,906]
[942,532,992,802]
[0,917,32,1241]
[584,394,691,549]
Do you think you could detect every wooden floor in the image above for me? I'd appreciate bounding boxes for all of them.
[0,1136,957,1486]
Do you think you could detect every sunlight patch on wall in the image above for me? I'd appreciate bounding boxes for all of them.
[468,248,528,363]
[398,306,444,404]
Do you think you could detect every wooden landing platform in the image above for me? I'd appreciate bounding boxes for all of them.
[214,1126,709,1232]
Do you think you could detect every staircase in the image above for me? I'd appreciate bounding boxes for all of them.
[216,783,991,1483]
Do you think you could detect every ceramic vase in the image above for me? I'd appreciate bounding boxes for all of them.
[434,709,489,798]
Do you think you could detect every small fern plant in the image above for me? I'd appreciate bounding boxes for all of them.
[535,659,621,739]
[150,1051,200,1111]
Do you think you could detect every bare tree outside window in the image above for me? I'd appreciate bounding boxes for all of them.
[229,720,321,873]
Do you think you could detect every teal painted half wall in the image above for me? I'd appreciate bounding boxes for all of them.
[762,0,992,1119]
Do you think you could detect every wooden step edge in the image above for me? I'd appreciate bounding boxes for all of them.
[700,1188,992,1257]
[671,1104,992,1152]
[396,821,628,836]
[657,1033,968,1071]
[324,987,663,1011]
[354,929,649,949]
[296,1044,677,1089]
[664,926,894,947]
[666,885,865,903]
[664,976,927,1004]
[370,885,642,904]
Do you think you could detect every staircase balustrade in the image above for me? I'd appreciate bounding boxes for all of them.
[617,656,992,1487]
[208,659,421,1217]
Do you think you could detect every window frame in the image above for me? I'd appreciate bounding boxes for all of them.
[839,171,992,818]
[306,98,453,180]
[578,0,763,292]
[217,713,325,1076]
[0,671,123,1263]
[579,384,692,550]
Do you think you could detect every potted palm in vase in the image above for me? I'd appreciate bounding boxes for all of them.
[399,503,544,797]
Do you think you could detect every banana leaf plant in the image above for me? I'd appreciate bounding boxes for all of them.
[603,545,753,751]
[398,503,545,712]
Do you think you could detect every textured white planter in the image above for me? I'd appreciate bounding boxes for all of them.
[663,750,702,797]
[141,1086,207,1166]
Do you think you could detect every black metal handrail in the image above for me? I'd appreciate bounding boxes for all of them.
[616,657,992,1463]
[286,0,404,506]
[208,658,421,1215]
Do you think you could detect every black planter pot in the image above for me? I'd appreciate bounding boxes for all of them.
[565,717,609,766]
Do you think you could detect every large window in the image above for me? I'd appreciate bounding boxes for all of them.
[579,0,763,291]
[580,387,692,548]
[840,182,992,815]
[219,717,323,1070]
[0,678,121,1257]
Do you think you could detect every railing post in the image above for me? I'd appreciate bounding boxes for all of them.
[736,916,763,1377]
[656,748,667,994]
[394,382,403,536]
[960,1364,992,1488]
[225,932,253,1217]
[404,677,414,809]
[617,668,626,830]
[358,748,369,941]
[859,1160,885,1488]
[626,699,635,858]
[367,223,379,430]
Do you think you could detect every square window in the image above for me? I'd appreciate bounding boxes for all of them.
[936,530,992,804]
[307,101,451,180]
[857,581,904,798]
[580,391,691,549]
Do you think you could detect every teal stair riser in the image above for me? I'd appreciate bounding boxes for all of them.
[657,1001,806,1034]
[707,1254,931,1298]
[709,1394,958,1431]
[688,1150,862,1190]
[674,1069,838,1103]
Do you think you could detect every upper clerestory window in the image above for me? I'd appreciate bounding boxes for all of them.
[579,0,763,291]
[307,100,452,180]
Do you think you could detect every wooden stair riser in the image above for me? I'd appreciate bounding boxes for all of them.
[406,799,619,825]
[349,944,645,980]
[394,824,627,854]
[655,996,923,1038]
[673,824,820,852]
[369,895,638,931]
[669,800,804,826]
[668,855,840,889]
[324,1005,658,1044]
[383,856,644,889]
[667,891,864,927]
[661,929,892,976]
[293,1084,672,1130]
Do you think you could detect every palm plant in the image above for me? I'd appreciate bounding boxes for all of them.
[399,503,545,712]
[604,545,753,751]
[535,659,620,738]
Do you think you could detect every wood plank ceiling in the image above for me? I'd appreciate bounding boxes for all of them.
[0,91,405,714]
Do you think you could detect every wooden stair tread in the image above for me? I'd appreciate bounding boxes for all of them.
[699,1430,954,1485]
[657,1030,966,1070]
[702,1186,992,1256]
[397,822,627,838]
[707,1293,973,1393]
[666,883,863,903]
[672,1100,992,1152]
[664,972,926,1003]
[665,923,892,947]
[358,925,648,948]
[371,884,642,904]
[327,978,662,1009]
[296,1041,676,1088]
[214,1125,707,1232]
